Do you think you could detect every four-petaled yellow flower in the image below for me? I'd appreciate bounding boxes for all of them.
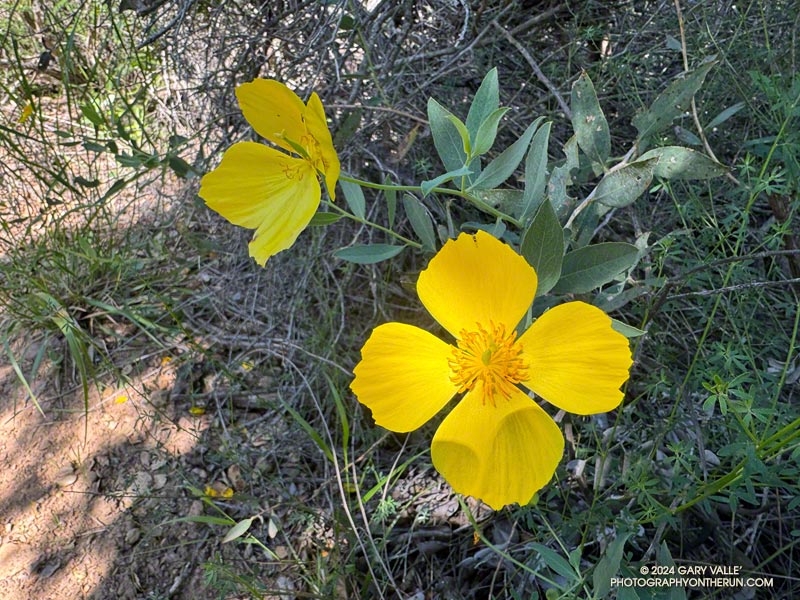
[350,231,633,510]
[199,79,340,266]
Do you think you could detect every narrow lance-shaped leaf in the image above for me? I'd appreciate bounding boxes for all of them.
[639,146,728,180]
[610,319,646,338]
[632,58,717,141]
[445,114,472,156]
[521,199,563,296]
[705,101,745,130]
[471,107,510,156]
[529,543,580,583]
[339,179,366,219]
[593,532,632,598]
[465,67,499,139]
[593,158,657,208]
[308,212,342,226]
[402,194,437,252]
[571,72,610,166]
[80,102,104,127]
[334,244,406,264]
[428,97,467,172]
[551,242,639,294]
[675,126,703,146]
[420,165,473,196]
[222,517,254,544]
[547,134,579,217]
[520,121,552,221]
[469,117,543,191]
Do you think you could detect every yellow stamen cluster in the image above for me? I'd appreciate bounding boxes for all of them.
[448,322,529,406]
[300,133,329,173]
[282,162,306,180]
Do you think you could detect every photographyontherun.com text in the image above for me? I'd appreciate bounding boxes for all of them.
[612,565,774,590]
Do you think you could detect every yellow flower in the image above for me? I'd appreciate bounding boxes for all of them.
[350,231,633,510]
[199,79,340,266]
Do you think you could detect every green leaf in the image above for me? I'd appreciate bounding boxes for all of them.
[473,189,524,215]
[639,146,728,180]
[334,244,406,264]
[428,97,467,172]
[665,34,683,51]
[468,118,543,191]
[674,126,703,146]
[618,587,642,600]
[632,58,717,140]
[80,102,104,127]
[529,543,579,583]
[420,165,473,196]
[658,543,688,600]
[115,153,145,168]
[340,179,366,219]
[706,101,745,130]
[521,199,563,296]
[466,68,499,139]
[222,517,254,544]
[552,242,639,294]
[446,114,472,155]
[593,158,657,208]
[5,341,45,417]
[548,134,580,220]
[520,121,552,221]
[101,179,127,202]
[611,319,646,338]
[571,72,611,166]
[472,107,510,156]
[74,175,100,188]
[168,156,193,178]
[308,212,342,226]
[402,194,437,252]
[593,532,632,598]
[82,141,106,153]
[282,401,333,462]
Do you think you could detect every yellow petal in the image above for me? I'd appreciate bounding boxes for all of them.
[351,323,458,432]
[305,92,340,201]
[236,79,307,155]
[417,231,537,337]
[431,386,564,510]
[199,142,320,266]
[518,301,632,414]
[18,103,33,123]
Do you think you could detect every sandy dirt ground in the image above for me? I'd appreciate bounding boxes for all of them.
[0,344,234,599]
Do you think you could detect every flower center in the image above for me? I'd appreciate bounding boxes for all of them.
[282,161,306,180]
[299,133,328,173]
[448,322,529,406]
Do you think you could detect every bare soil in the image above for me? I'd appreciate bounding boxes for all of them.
[0,340,229,600]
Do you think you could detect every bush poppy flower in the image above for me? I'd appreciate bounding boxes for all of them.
[350,231,632,509]
[199,79,340,266]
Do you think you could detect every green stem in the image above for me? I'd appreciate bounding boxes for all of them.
[321,200,422,249]
[339,173,522,228]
